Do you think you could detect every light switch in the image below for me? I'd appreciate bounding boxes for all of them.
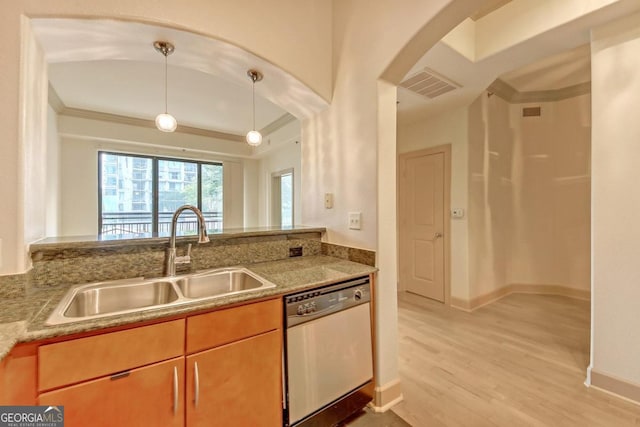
[451,208,465,219]
[349,212,362,230]
[324,193,333,209]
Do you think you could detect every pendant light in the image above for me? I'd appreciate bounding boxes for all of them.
[154,41,177,132]
[246,69,263,146]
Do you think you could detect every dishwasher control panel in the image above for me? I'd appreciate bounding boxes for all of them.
[285,277,370,327]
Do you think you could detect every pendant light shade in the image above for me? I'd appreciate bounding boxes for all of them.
[246,130,262,146]
[246,69,263,146]
[155,113,177,132]
[154,41,177,132]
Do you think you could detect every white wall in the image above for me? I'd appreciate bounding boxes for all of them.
[397,107,470,301]
[398,91,591,304]
[18,17,48,270]
[590,11,640,387]
[467,93,592,299]
[45,106,61,236]
[467,93,513,299]
[243,158,259,228]
[302,0,476,248]
[58,115,246,235]
[508,95,591,290]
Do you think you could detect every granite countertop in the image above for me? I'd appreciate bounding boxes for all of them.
[0,255,376,359]
[31,226,326,251]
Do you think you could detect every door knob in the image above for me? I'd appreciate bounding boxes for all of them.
[434,232,443,239]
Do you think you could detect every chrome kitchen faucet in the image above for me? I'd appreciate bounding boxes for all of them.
[165,205,210,276]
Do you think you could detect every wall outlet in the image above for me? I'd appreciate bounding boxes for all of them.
[451,208,465,219]
[348,212,362,230]
[289,246,303,257]
[324,193,333,209]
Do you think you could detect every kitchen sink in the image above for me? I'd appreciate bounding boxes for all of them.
[46,267,276,325]
[176,269,263,299]
[63,280,179,318]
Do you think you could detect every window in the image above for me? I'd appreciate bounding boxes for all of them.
[99,152,223,236]
[271,169,294,227]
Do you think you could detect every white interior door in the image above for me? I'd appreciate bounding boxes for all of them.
[399,150,446,302]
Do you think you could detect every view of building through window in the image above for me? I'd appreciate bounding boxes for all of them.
[99,152,223,235]
[280,172,293,227]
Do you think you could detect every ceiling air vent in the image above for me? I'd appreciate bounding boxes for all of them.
[400,67,461,99]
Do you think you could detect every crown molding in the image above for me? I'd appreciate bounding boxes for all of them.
[61,107,246,142]
[260,113,296,136]
[48,83,65,113]
[47,87,296,143]
[488,78,591,104]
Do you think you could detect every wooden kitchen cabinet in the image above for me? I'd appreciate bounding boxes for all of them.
[39,356,185,427]
[185,298,283,427]
[185,330,282,427]
[0,343,37,405]
[18,298,283,426]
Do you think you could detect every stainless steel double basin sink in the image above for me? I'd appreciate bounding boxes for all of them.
[46,268,276,325]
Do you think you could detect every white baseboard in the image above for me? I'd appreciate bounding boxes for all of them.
[370,378,403,412]
[589,369,640,406]
[451,283,590,312]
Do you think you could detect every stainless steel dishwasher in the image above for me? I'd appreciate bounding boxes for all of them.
[284,276,374,427]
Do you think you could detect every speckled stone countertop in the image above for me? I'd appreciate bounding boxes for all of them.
[31,226,326,250]
[0,255,376,360]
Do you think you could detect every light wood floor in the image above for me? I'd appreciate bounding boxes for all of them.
[391,292,640,426]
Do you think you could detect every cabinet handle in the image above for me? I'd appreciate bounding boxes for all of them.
[110,370,130,380]
[173,366,179,415]
[194,361,200,407]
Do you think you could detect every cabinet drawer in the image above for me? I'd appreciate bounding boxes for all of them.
[186,299,281,354]
[39,319,185,391]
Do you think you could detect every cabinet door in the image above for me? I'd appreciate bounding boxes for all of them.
[0,343,37,405]
[39,357,184,427]
[186,330,282,427]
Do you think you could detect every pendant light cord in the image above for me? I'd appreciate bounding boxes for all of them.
[252,78,256,130]
[164,52,168,114]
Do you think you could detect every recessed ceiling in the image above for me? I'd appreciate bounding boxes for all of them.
[48,60,285,135]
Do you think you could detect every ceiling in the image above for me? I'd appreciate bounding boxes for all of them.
[31,19,329,140]
[499,44,591,92]
[48,60,285,136]
[396,0,640,125]
[32,3,640,137]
